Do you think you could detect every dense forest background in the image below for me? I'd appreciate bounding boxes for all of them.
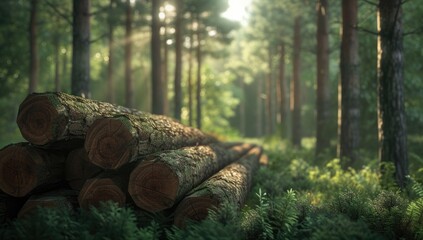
[2,0,422,175]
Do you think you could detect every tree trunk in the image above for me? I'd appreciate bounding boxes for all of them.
[85,113,217,170]
[71,0,91,97]
[174,146,262,227]
[17,92,139,146]
[125,0,133,108]
[0,143,67,197]
[340,0,360,167]
[292,17,302,147]
[54,34,61,92]
[188,18,194,126]
[173,0,183,121]
[239,78,246,136]
[17,189,78,218]
[265,46,272,135]
[163,22,169,115]
[315,0,331,158]
[377,0,408,188]
[196,16,202,130]
[151,0,164,114]
[65,148,103,191]
[128,143,254,213]
[257,75,263,137]
[29,0,39,94]
[107,0,115,103]
[278,43,287,138]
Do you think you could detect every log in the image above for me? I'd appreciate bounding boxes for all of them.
[173,146,262,227]
[16,92,138,146]
[78,166,132,209]
[0,143,67,197]
[128,143,255,213]
[17,189,78,218]
[85,114,217,169]
[65,148,103,191]
[0,192,28,223]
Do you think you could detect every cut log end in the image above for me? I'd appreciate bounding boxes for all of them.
[0,145,38,197]
[85,117,136,169]
[128,161,179,212]
[78,178,126,209]
[173,196,218,228]
[17,95,67,145]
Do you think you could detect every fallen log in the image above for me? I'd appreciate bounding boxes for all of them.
[16,92,138,146]
[17,189,78,218]
[65,148,103,191]
[0,143,66,197]
[173,146,262,227]
[128,143,255,213]
[85,114,216,169]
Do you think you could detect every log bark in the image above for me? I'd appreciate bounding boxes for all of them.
[0,143,66,197]
[65,148,103,191]
[128,143,255,213]
[173,146,262,227]
[85,114,217,169]
[17,92,138,146]
[17,189,78,218]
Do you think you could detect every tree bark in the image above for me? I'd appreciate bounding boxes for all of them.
[340,0,360,167]
[125,0,133,108]
[174,0,183,121]
[173,146,262,227]
[196,15,202,130]
[188,18,194,126]
[315,0,331,158]
[54,33,61,92]
[265,46,272,135]
[163,22,169,115]
[128,143,255,213]
[0,143,66,197]
[292,17,302,147]
[278,43,287,138]
[65,148,103,191]
[71,0,91,98]
[29,0,39,94]
[17,189,78,218]
[257,75,263,137]
[377,0,408,188]
[85,113,217,169]
[107,0,115,103]
[17,92,138,146]
[151,0,164,114]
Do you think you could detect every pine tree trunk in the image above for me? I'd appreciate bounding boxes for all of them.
[196,16,202,130]
[292,17,302,147]
[65,148,103,191]
[107,0,115,103]
[54,33,61,92]
[71,0,91,97]
[173,0,183,121]
[29,0,39,94]
[128,143,255,213]
[315,0,331,158]
[340,0,360,167]
[174,147,262,227]
[257,75,263,137]
[278,43,288,138]
[377,0,408,188]
[17,189,78,218]
[85,113,217,169]
[163,22,169,115]
[188,19,194,126]
[17,92,138,146]
[125,0,133,108]
[0,143,67,197]
[151,0,164,114]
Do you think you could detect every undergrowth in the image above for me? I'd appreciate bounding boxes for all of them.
[1,140,423,239]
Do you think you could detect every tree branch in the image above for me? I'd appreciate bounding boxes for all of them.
[403,27,423,36]
[355,26,379,36]
[44,1,72,25]
[90,33,107,44]
[362,0,378,7]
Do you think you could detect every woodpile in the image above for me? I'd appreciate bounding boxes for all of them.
[0,92,264,225]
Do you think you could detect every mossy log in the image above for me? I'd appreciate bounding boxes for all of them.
[173,146,262,227]
[78,165,132,209]
[85,114,217,169]
[0,143,67,197]
[16,92,138,146]
[65,148,103,191]
[0,192,28,223]
[128,143,255,213]
[17,189,78,218]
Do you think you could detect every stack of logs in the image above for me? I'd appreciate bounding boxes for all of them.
[0,92,264,227]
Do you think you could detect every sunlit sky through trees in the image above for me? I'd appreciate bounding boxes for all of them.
[222,0,251,25]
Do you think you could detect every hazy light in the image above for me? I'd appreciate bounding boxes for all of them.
[95,52,101,59]
[164,3,175,12]
[159,12,166,20]
[166,39,173,45]
[208,30,217,37]
[222,0,251,25]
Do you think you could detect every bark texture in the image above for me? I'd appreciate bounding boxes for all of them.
[29,0,39,94]
[65,148,103,191]
[17,92,138,145]
[151,0,164,114]
[128,143,254,212]
[173,0,183,121]
[85,114,217,169]
[340,0,360,166]
[174,146,262,227]
[0,143,66,197]
[377,0,408,188]
[17,189,78,218]
[124,0,133,108]
[292,17,302,147]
